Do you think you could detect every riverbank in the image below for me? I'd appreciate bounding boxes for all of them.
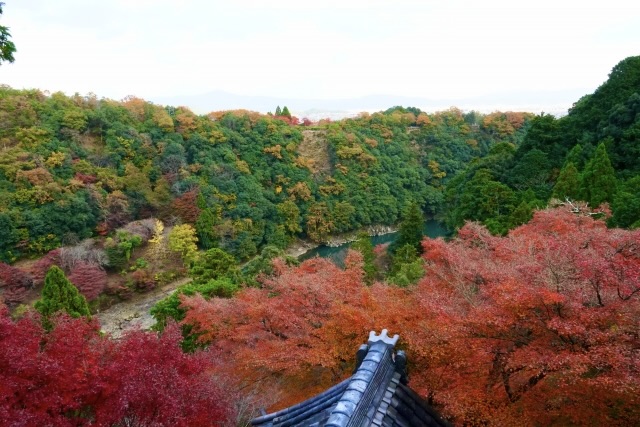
[284,224,398,259]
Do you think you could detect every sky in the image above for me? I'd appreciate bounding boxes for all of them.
[1,0,639,113]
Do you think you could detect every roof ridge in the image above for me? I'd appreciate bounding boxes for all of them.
[250,330,449,427]
[325,332,399,426]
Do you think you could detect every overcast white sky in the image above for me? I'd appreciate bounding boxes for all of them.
[1,0,639,111]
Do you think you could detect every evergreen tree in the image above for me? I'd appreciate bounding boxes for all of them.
[265,224,289,249]
[610,176,640,228]
[580,142,617,207]
[194,192,218,249]
[564,144,584,169]
[552,162,581,200]
[508,201,535,228]
[275,106,282,116]
[195,209,218,250]
[281,106,292,118]
[351,232,377,285]
[508,148,551,194]
[189,248,239,285]
[35,266,90,325]
[393,203,424,254]
[388,243,424,286]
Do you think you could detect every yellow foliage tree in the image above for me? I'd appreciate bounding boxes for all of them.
[168,224,199,266]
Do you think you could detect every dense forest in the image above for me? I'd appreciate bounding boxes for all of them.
[0,86,531,263]
[1,56,639,426]
[445,56,640,234]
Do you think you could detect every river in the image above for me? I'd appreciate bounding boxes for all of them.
[299,220,450,266]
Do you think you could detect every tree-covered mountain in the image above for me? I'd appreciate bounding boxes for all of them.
[445,56,640,234]
[0,88,531,263]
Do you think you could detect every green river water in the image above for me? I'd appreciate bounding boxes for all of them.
[299,220,450,265]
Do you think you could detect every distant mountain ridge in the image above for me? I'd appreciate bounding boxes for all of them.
[152,88,588,119]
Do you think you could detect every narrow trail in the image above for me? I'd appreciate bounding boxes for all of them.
[96,277,191,338]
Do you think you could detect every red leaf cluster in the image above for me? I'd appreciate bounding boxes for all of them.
[29,249,62,287]
[0,307,233,426]
[181,252,410,409]
[74,172,98,184]
[68,262,107,301]
[0,263,33,306]
[171,190,201,223]
[410,209,640,425]
[130,269,155,291]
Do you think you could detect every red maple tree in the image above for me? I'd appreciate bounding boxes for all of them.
[29,249,62,286]
[182,253,387,408]
[0,307,233,426]
[410,209,640,425]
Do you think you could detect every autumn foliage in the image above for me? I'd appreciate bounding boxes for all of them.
[182,208,640,424]
[0,262,33,305]
[411,209,640,425]
[30,249,62,286]
[169,190,201,224]
[181,252,392,407]
[0,307,233,426]
[68,262,107,301]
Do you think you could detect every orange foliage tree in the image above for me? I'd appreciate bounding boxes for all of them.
[410,208,640,425]
[180,208,639,424]
[181,252,412,408]
[171,189,201,223]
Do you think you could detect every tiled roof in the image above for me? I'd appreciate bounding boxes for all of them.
[251,330,450,427]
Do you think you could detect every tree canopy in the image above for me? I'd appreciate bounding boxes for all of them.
[0,307,233,425]
[0,3,16,65]
[444,56,640,233]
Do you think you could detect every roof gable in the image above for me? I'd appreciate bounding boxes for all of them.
[251,330,450,427]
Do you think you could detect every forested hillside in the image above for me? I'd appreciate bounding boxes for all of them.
[445,56,640,234]
[0,88,530,263]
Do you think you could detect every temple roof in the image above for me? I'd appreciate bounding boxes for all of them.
[251,330,450,427]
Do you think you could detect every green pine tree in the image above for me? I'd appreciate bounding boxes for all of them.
[564,144,584,169]
[610,176,640,228]
[393,203,424,254]
[275,105,282,116]
[195,192,218,249]
[580,142,617,207]
[508,201,535,228]
[35,266,90,326]
[388,243,424,286]
[351,231,377,285]
[552,162,581,200]
[189,248,239,285]
[281,106,292,118]
[195,208,218,250]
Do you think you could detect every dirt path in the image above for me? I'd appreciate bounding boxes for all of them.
[96,277,191,338]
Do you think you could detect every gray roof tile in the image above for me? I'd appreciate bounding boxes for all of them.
[251,331,450,427]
